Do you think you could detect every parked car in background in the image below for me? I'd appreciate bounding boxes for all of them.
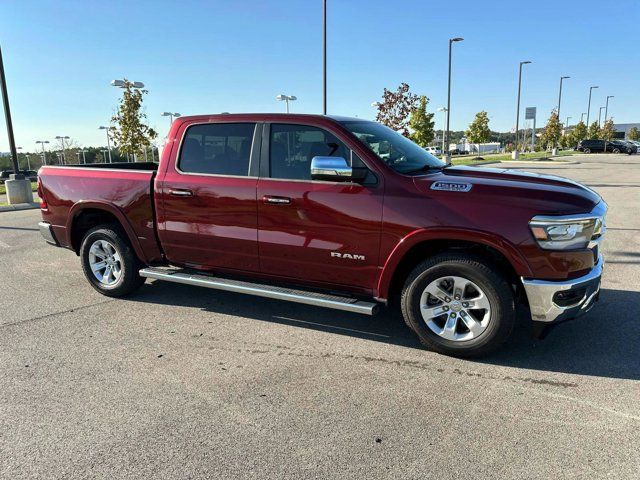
[610,140,637,154]
[626,140,640,151]
[577,139,636,154]
[0,169,38,184]
[425,146,442,156]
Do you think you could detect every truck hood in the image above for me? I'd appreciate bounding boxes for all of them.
[413,165,601,215]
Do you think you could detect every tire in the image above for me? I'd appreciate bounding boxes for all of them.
[80,224,146,297]
[400,253,515,358]
[627,148,633,155]
[583,148,591,154]
[613,148,620,154]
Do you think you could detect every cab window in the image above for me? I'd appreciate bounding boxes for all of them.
[179,123,255,176]
[269,124,350,181]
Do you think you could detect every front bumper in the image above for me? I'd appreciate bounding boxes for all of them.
[38,221,59,246]
[521,255,603,323]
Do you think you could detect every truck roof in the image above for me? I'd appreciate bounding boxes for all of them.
[172,113,364,124]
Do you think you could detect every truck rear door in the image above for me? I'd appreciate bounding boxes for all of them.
[156,121,261,273]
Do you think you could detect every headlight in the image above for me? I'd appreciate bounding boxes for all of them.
[529,214,605,250]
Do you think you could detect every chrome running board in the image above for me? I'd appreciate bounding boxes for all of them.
[139,267,379,315]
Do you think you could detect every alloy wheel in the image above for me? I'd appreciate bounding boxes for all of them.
[420,276,491,341]
[88,239,122,286]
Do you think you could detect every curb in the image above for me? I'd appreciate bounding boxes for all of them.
[468,160,502,166]
[470,159,579,167]
[0,202,41,212]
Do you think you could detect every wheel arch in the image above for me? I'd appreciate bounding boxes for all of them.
[377,229,532,301]
[67,201,147,262]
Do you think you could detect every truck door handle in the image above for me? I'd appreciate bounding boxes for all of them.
[169,188,194,197]
[263,195,291,205]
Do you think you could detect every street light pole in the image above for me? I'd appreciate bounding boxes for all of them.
[604,95,614,122]
[161,112,181,127]
[580,112,586,123]
[55,136,69,164]
[323,0,327,115]
[437,107,448,156]
[557,76,570,120]
[598,107,605,127]
[99,126,113,163]
[566,116,571,128]
[514,60,531,159]
[446,37,463,163]
[0,45,20,176]
[276,94,297,113]
[586,85,598,128]
[36,140,49,165]
[554,76,570,154]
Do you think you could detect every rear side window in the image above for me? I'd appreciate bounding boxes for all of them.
[179,123,255,176]
[269,124,350,180]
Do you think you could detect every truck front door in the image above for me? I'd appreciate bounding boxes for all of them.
[257,122,384,293]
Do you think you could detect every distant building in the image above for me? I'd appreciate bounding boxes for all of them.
[614,123,640,138]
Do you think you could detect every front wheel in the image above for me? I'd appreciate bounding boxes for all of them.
[400,253,515,357]
[80,225,146,297]
[583,148,591,154]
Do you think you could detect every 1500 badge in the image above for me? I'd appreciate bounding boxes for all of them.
[430,181,472,192]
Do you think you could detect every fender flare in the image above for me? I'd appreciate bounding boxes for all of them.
[66,200,148,263]
[375,228,533,299]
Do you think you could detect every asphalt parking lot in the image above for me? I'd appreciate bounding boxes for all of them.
[1,153,639,479]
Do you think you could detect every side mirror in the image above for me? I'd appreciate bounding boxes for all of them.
[310,156,352,181]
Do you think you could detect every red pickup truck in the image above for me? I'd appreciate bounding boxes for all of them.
[37,114,606,357]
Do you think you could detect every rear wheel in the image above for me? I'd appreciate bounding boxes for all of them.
[583,148,591,154]
[400,253,515,357]
[613,148,621,154]
[80,225,145,297]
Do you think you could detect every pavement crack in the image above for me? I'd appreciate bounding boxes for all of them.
[1,299,116,329]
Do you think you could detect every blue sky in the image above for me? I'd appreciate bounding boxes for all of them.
[1,0,638,151]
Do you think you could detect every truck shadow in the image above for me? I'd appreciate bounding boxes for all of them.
[129,283,639,381]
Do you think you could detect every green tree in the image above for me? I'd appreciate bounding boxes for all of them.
[587,121,600,139]
[599,119,616,141]
[539,110,562,149]
[109,79,157,159]
[408,95,435,147]
[465,111,491,144]
[572,121,588,142]
[628,127,639,140]
[560,130,574,148]
[374,83,419,137]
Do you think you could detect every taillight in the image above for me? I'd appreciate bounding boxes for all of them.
[37,177,47,210]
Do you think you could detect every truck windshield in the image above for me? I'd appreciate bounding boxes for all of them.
[339,120,445,174]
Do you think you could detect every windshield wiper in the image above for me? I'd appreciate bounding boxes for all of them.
[403,164,445,175]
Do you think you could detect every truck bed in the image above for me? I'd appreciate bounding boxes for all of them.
[38,163,163,264]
